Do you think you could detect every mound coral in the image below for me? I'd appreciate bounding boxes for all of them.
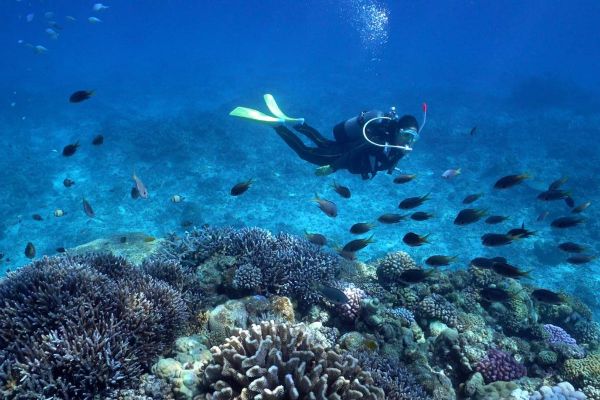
[375,251,416,289]
[475,348,527,383]
[200,320,384,399]
[418,294,459,328]
[335,285,366,321]
[0,254,188,399]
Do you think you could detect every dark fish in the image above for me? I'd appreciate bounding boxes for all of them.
[332,181,351,199]
[342,235,374,253]
[566,254,596,265]
[481,233,514,247]
[231,179,253,196]
[491,261,530,279]
[399,193,430,209]
[548,176,568,190]
[319,285,349,304]
[410,211,433,221]
[469,126,477,136]
[92,134,104,145]
[507,223,535,238]
[425,255,457,267]
[337,249,357,261]
[120,236,128,243]
[536,211,549,222]
[531,289,563,305]
[399,268,432,284]
[470,257,507,269]
[551,216,585,229]
[537,189,570,201]
[69,90,94,103]
[25,242,36,259]
[393,174,416,184]
[82,198,95,217]
[62,141,80,156]
[403,232,430,247]
[572,201,591,213]
[558,242,586,253]
[32,214,43,221]
[305,231,327,246]
[480,287,511,302]
[313,194,337,218]
[350,222,374,235]
[56,247,66,253]
[131,186,140,199]
[564,196,575,208]
[485,215,509,224]
[463,193,483,204]
[454,208,487,225]
[377,213,407,224]
[63,178,75,187]
[494,173,530,189]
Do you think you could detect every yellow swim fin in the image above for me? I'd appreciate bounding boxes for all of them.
[263,94,305,125]
[229,107,282,125]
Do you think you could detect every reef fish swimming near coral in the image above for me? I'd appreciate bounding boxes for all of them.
[312,193,337,217]
[69,89,94,103]
[230,178,253,196]
[331,180,351,198]
[493,173,530,189]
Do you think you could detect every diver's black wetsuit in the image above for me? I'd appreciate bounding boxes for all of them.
[274,118,406,179]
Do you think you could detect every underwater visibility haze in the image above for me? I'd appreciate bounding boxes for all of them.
[1,1,600,399]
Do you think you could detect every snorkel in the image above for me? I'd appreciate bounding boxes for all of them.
[362,102,427,152]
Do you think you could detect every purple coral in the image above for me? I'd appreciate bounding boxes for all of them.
[543,324,577,346]
[387,307,416,325]
[476,348,527,383]
[335,286,366,320]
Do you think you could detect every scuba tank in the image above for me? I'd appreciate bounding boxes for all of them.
[333,110,384,144]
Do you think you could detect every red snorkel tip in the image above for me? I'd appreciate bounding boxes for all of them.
[422,102,428,113]
[418,102,427,134]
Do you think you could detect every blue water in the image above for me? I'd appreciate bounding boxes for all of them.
[1,1,600,309]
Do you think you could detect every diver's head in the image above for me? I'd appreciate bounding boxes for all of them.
[395,115,419,146]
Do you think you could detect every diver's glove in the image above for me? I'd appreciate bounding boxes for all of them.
[315,165,334,176]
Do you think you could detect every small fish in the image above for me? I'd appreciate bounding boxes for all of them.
[564,196,575,208]
[402,232,430,247]
[363,339,378,351]
[45,28,59,39]
[485,215,509,224]
[312,194,337,218]
[469,126,477,136]
[393,174,416,184]
[399,193,430,209]
[132,171,149,199]
[319,285,348,304]
[551,216,585,229]
[463,193,483,204]
[537,189,570,201]
[93,3,110,11]
[56,247,66,253]
[26,13,34,22]
[470,256,507,269]
[399,268,432,284]
[88,16,102,23]
[230,179,253,196]
[480,287,511,303]
[349,222,374,235]
[65,16,77,21]
[494,173,530,189]
[566,254,596,265]
[25,242,36,259]
[44,11,54,19]
[47,21,62,30]
[331,181,351,199]
[531,289,563,305]
[491,261,530,279]
[454,208,487,225]
[131,187,140,199]
[442,168,461,179]
[62,142,80,156]
[536,211,549,222]
[342,235,374,253]
[63,178,75,187]
[377,213,407,224]
[425,255,457,267]
[572,201,591,213]
[481,233,515,247]
[507,223,535,239]
[336,249,357,261]
[410,211,433,221]
[82,198,95,218]
[92,134,104,145]
[548,176,568,190]
[69,90,94,103]
[32,214,43,221]
[144,236,156,243]
[305,231,327,246]
[558,242,586,253]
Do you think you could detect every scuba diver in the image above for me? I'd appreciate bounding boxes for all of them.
[230,94,426,179]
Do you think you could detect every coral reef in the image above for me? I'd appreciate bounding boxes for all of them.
[476,348,527,383]
[375,251,416,290]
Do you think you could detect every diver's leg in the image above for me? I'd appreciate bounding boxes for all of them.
[293,124,334,147]
[274,126,341,166]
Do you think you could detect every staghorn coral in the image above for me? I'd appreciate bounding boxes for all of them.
[199,321,384,399]
[0,254,188,399]
[417,294,458,328]
[375,251,416,289]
